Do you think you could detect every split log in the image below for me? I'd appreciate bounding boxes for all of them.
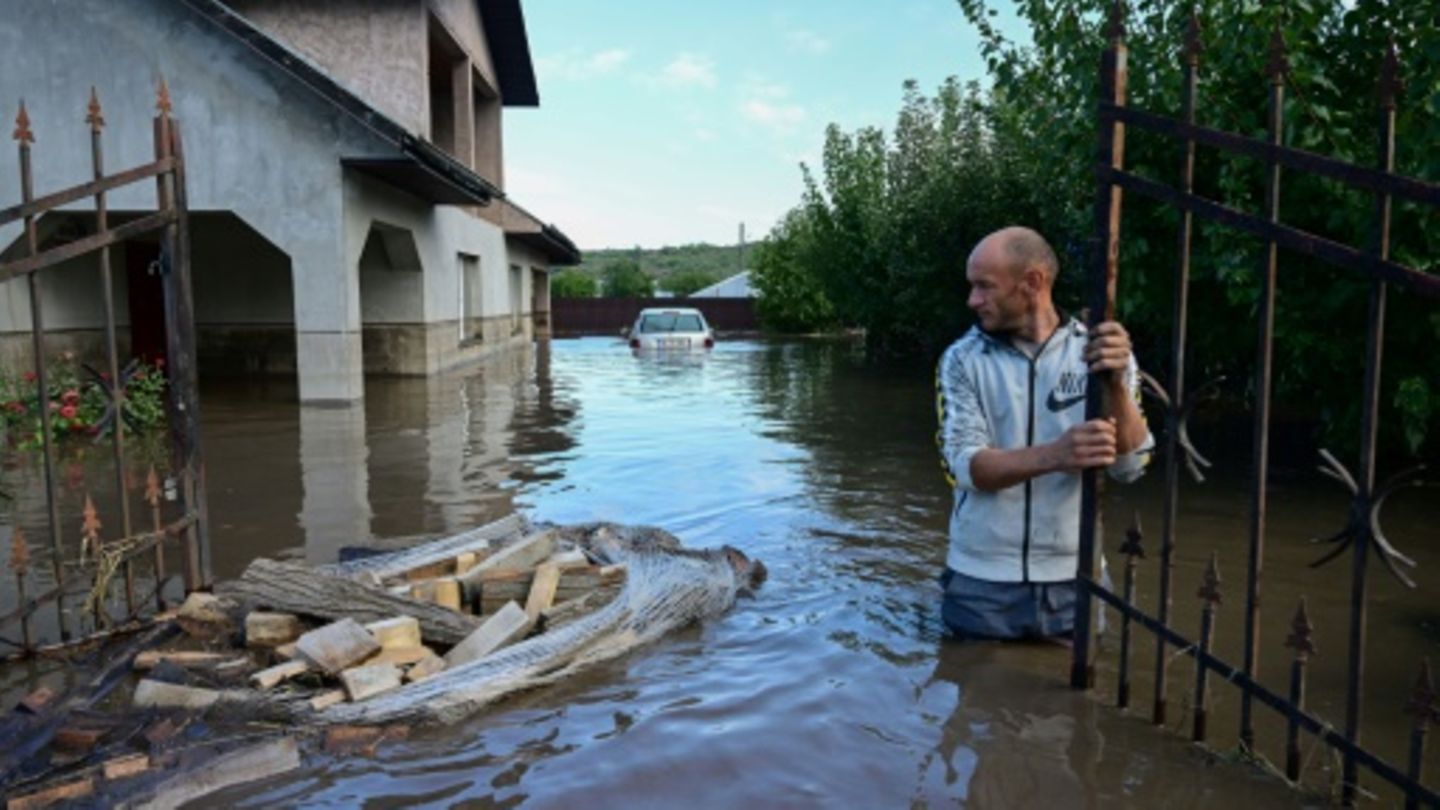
[365,617,420,650]
[340,664,402,702]
[245,612,302,647]
[132,680,221,711]
[364,646,434,667]
[101,753,150,781]
[404,654,446,683]
[217,558,481,646]
[317,513,528,582]
[310,690,347,711]
[295,620,381,675]
[524,563,561,621]
[456,530,556,601]
[250,660,310,690]
[123,736,300,810]
[134,651,242,671]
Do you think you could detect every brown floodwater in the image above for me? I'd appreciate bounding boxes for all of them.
[2,336,1436,807]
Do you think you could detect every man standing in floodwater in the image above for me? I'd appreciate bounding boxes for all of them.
[935,226,1153,640]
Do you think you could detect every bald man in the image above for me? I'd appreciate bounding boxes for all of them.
[935,226,1153,640]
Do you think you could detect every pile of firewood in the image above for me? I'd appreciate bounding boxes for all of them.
[1,521,632,809]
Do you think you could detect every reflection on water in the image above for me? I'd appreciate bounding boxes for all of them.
[2,336,1435,806]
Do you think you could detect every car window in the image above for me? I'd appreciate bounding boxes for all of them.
[638,313,706,333]
[639,314,676,333]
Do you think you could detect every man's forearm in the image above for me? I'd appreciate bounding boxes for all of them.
[1105,378,1147,454]
[969,445,1058,492]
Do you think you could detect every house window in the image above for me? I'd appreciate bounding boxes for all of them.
[460,253,481,341]
[509,264,524,335]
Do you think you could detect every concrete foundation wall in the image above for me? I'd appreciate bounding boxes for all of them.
[228,0,428,134]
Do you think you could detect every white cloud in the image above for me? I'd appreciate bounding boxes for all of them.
[658,53,717,88]
[742,100,807,131]
[737,78,807,135]
[536,48,632,82]
[786,29,831,54]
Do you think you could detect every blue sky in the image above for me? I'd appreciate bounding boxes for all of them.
[503,0,1022,250]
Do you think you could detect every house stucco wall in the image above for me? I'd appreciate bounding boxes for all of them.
[227,0,429,135]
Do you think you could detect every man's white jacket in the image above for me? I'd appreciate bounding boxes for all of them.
[936,318,1154,583]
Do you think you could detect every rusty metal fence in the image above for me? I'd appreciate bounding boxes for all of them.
[0,82,209,655]
[1069,7,1438,807]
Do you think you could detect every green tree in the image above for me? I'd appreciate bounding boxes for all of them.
[601,259,655,298]
[550,269,598,299]
[956,0,1439,456]
[662,269,721,297]
[751,208,837,333]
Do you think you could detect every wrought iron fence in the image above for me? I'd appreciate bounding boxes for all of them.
[0,81,209,656]
[1068,5,1438,807]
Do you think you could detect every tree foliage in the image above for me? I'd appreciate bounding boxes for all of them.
[550,269,598,299]
[601,259,655,298]
[756,0,1438,458]
[662,269,721,297]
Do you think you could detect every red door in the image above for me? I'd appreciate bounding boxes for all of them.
[125,243,168,365]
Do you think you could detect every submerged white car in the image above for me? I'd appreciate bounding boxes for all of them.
[627,307,715,351]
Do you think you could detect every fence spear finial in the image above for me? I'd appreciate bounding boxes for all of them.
[1265,22,1290,82]
[155,76,172,118]
[1198,551,1222,605]
[86,86,105,131]
[1183,11,1204,66]
[1379,35,1403,109]
[12,101,33,144]
[1284,597,1315,660]
[81,494,101,562]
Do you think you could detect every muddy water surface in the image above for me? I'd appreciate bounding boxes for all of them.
[6,337,1438,808]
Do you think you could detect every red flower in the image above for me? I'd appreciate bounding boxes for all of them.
[59,404,77,420]
[99,371,110,381]
[69,421,85,433]
[22,371,36,383]
[154,358,166,369]
[62,388,79,403]
[48,401,59,412]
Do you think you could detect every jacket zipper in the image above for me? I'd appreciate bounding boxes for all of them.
[1019,324,1064,584]
[1023,354,1035,583]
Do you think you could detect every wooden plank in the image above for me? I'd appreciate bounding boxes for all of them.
[249,660,310,690]
[6,776,94,809]
[339,664,402,702]
[53,725,107,755]
[549,549,590,570]
[132,680,221,711]
[317,513,525,581]
[454,551,481,575]
[365,617,420,650]
[444,601,531,667]
[295,619,381,675]
[524,563,561,621]
[217,558,481,646]
[133,737,300,810]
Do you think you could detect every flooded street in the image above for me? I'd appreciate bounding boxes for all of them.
[4,336,1437,807]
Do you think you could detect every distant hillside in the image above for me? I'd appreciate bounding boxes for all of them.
[577,242,751,282]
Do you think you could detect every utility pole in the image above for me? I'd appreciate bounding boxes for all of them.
[737,222,746,276]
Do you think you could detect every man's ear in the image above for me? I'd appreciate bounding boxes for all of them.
[1021,264,1045,296]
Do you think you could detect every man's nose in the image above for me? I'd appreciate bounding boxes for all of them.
[966,289,982,310]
